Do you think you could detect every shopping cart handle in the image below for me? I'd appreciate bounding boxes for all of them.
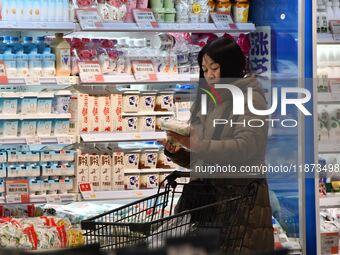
[165,170,190,184]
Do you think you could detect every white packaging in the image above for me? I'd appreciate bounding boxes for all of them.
[0,152,7,163]
[155,91,174,111]
[123,91,140,113]
[0,164,6,178]
[156,116,171,131]
[110,94,123,132]
[20,93,38,114]
[157,150,175,169]
[2,120,19,137]
[123,116,138,132]
[98,96,112,132]
[53,120,70,135]
[138,116,156,132]
[89,154,101,191]
[140,91,156,112]
[52,90,71,114]
[1,92,19,114]
[19,120,36,137]
[139,149,159,169]
[36,120,52,136]
[100,154,112,191]
[125,173,140,190]
[123,150,140,169]
[89,96,100,132]
[37,92,54,114]
[140,172,159,189]
[69,93,90,134]
[74,152,89,192]
[112,152,125,190]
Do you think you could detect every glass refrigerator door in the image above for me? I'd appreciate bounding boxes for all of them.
[251,0,314,254]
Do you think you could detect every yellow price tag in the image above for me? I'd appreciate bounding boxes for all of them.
[192,3,201,14]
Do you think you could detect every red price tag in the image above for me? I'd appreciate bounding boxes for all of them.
[79,183,97,200]
[0,61,8,84]
[78,61,104,83]
[131,60,157,81]
[5,180,30,204]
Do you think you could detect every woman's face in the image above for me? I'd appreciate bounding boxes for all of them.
[202,54,221,84]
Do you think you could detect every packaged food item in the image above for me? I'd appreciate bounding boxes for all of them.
[139,149,159,169]
[138,116,156,132]
[50,33,71,76]
[140,172,159,189]
[215,1,232,13]
[125,173,140,190]
[100,154,112,191]
[89,154,101,191]
[19,120,36,137]
[110,93,123,132]
[123,116,139,132]
[140,91,156,112]
[160,118,190,135]
[0,92,19,114]
[123,91,140,113]
[137,0,148,8]
[123,149,140,169]
[155,91,175,111]
[37,92,54,114]
[36,120,52,136]
[98,95,112,132]
[159,172,172,187]
[157,150,175,168]
[106,0,127,21]
[20,93,38,114]
[73,0,98,8]
[232,1,249,23]
[67,229,85,248]
[112,152,125,190]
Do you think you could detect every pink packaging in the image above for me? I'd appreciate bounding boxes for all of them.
[136,0,148,9]
[90,96,100,132]
[126,0,137,11]
[99,96,112,132]
[110,94,123,132]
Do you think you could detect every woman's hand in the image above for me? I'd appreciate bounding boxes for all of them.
[166,127,200,151]
[158,139,181,154]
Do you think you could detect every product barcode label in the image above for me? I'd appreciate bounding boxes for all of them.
[6,179,30,204]
[78,61,104,83]
[133,9,158,29]
[76,9,103,29]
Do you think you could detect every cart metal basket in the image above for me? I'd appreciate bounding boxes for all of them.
[81,171,259,254]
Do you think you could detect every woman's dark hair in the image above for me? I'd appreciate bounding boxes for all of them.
[197,37,246,79]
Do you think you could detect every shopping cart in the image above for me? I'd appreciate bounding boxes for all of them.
[81,171,260,254]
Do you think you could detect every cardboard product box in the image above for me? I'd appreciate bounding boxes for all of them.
[100,154,112,191]
[88,154,101,191]
[89,95,100,132]
[73,152,89,192]
[69,93,90,134]
[98,96,112,132]
[112,152,125,190]
[110,94,123,132]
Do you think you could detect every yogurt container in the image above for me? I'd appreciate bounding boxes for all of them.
[37,92,54,114]
[123,149,141,169]
[138,116,156,132]
[157,150,176,169]
[123,91,140,113]
[155,91,174,111]
[139,149,159,169]
[0,92,19,114]
[123,116,139,132]
[140,91,156,112]
[52,90,71,114]
[140,172,159,189]
[125,173,140,190]
[20,93,38,114]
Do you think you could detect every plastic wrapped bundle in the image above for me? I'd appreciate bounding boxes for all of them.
[160,119,190,136]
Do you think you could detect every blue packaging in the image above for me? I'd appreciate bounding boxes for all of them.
[23,36,35,54]
[36,36,48,54]
[10,37,23,54]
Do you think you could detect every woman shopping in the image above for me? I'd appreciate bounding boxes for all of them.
[161,37,274,253]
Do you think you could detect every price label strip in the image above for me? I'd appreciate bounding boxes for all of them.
[5,179,30,204]
[0,61,8,84]
[131,60,157,81]
[79,183,97,200]
[78,61,104,83]
[210,12,236,30]
[46,195,62,204]
[76,8,103,30]
[133,9,159,29]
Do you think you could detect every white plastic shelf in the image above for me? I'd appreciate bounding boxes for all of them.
[122,112,174,116]
[81,131,167,142]
[0,193,77,204]
[0,113,71,120]
[318,92,340,103]
[319,143,340,153]
[80,22,256,33]
[320,193,340,208]
[0,135,75,145]
[0,21,75,31]
[7,76,78,86]
[81,73,198,85]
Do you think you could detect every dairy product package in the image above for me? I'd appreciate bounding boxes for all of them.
[112,152,124,190]
[160,118,190,136]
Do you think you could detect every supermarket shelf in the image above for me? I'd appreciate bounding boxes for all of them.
[80,22,256,33]
[320,193,340,208]
[122,112,174,116]
[0,135,75,145]
[81,73,198,85]
[81,131,167,142]
[0,193,77,204]
[318,92,340,103]
[318,33,340,44]
[319,143,340,153]
[0,21,75,31]
[7,76,78,86]
[0,113,71,120]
